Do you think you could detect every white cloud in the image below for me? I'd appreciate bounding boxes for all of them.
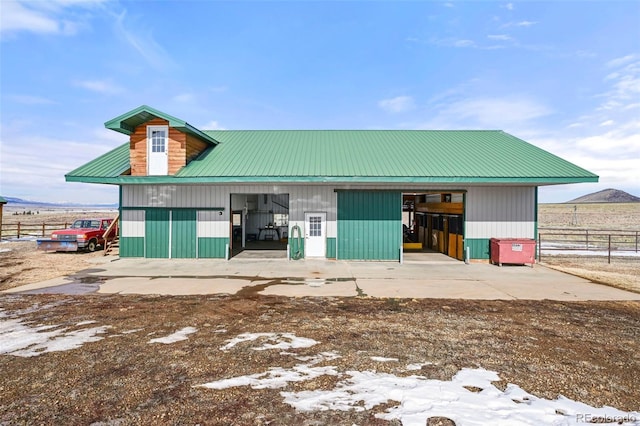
[503,3,514,11]
[201,120,227,131]
[0,0,106,37]
[73,79,124,95]
[378,96,416,113]
[487,34,512,41]
[599,119,614,126]
[606,54,637,69]
[6,94,56,105]
[502,20,538,28]
[422,96,552,129]
[112,10,176,71]
[173,93,195,103]
[0,128,121,203]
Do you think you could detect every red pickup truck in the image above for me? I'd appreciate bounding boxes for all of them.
[37,218,118,252]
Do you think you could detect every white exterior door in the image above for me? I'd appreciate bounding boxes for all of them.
[147,125,168,175]
[304,212,326,258]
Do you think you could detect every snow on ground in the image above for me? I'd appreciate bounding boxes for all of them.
[148,327,198,344]
[199,332,640,426]
[0,309,109,357]
[219,332,318,351]
[370,356,399,362]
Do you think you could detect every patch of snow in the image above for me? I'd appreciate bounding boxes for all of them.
[406,362,433,371]
[220,332,318,351]
[214,329,227,333]
[198,332,640,425]
[370,356,398,362]
[148,327,197,344]
[281,368,640,425]
[0,248,11,253]
[199,364,339,390]
[0,311,109,357]
[76,320,97,326]
[198,351,340,390]
[121,328,143,334]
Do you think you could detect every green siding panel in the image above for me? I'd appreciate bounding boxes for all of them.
[326,237,336,259]
[145,209,170,258]
[120,237,144,257]
[466,238,491,260]
[171,209,196,258]
[198,237,228,258]
[337,191,402,261]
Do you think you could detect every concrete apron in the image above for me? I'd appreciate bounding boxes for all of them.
[4,255,640,301]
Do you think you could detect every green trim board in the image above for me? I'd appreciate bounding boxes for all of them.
[67,174,598,185]
[121,206,224,211]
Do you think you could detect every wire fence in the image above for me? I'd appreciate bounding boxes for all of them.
[538,228,640,264]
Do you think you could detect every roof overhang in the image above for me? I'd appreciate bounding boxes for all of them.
[65,175,599,185]
[104,105,219,146]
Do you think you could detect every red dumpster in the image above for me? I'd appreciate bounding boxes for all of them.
[490,238,536,267]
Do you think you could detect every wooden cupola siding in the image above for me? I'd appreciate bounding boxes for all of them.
[129,118,209,176]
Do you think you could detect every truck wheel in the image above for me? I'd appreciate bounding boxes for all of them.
[87,239,97,252]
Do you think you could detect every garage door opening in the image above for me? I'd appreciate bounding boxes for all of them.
[403,192,465,261]
[230,193,289,258]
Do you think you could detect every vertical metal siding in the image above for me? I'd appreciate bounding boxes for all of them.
[337,191,402,260]
[171,209,196,258]
[465,186,535,239]
[121,209,145,237]
[145,209,170,258]
[122,184,339,243]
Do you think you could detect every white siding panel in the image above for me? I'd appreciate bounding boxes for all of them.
[121,209,145,237]
[465,187,535,239]
[197,210,228,237]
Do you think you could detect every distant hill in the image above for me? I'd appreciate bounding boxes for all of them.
[567,188,640,203]
[1,196,118,209]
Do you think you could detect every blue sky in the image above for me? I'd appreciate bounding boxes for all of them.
[1,0,638,204]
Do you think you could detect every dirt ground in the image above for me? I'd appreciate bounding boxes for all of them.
[1,295,639,425]
[1,205,639,424]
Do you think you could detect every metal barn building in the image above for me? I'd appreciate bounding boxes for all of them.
[66,105,598,261]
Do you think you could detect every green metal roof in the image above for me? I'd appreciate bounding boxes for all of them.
[0,196,7,204]
[104,105,219,146]
[66,129,598,185]
[66,143,130,181]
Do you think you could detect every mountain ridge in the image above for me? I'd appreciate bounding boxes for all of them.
[566,188,640,203]
[1,196,118,208]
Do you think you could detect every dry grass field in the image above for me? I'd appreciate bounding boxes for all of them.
[538,203,640,294]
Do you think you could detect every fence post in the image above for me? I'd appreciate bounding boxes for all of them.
[538,233,542,263]
[608,234,611,264]
[636,231,638,253]
[17,222,21,239]
[42,223,46,237]
[585,229,589,250]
